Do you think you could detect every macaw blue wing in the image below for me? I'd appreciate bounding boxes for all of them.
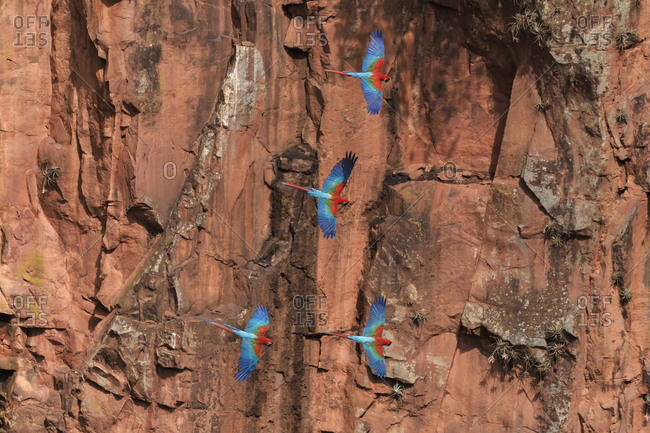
[362,30,385,73]
[235,338,262,381]
[360,78,383,115]
[363,296,387,338]
[321,152,358,195]
[244,306,270,336]
[317,199,337,239]
[362,342,387,378]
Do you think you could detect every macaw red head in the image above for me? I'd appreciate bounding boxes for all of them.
[380,74,390,83]
[259,336,274,346]
[376,337,392,347]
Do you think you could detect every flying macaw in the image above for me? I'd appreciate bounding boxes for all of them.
[324,30,390,115]
[321,296,391,377]
[282,151,358,239]
[204,306,273,381]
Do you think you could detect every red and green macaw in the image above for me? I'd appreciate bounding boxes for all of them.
[282,151,358,239]
[204,306,273,382]
[325,30,390,115]
[321,296,391,377]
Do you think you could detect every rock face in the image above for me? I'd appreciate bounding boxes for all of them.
[1,0,649,431]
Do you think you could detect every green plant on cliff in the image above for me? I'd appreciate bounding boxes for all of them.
[535,356,552,376]
[615,29,639,52]
[535,99,548,112]
[519,350,536,371]
[41,159,62,193]
[550,235,564,247]
[490,337,510,362]
[507,8,550,46]
[488,334,565,378]
[531,22,551,45]
[539,321,571,375]
[390,382,405,401]
[411,310,428,327]
[489,337,520,369]
[615,108,629,124]
[619,287,632,303]
[546,322,564,341]
[546,341,567,360]
[611,271,625,288]
[544,220,569,246]
[508,10,533,37]
[543,220,562,237]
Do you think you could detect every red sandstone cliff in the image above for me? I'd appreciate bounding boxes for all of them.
[1,0,649,431]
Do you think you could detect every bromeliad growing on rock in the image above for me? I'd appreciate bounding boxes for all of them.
[204,306,273,381]
[282,151,358,239]
[321,296,391,377]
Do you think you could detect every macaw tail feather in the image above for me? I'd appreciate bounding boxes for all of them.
[281,182,312,192]
[324,69,352,77]
[204,320,238,334]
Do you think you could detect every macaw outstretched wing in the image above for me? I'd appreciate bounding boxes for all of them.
[362,30,385,74]
[235,338,262,381]
[362,342,387,378]
[321,152,358,195]
[360,78,383,115]
[317,199,337,239]
[363,296,387,338]
[245,306,270,337]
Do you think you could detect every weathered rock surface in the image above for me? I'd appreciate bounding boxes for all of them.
[1,0,649,432]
